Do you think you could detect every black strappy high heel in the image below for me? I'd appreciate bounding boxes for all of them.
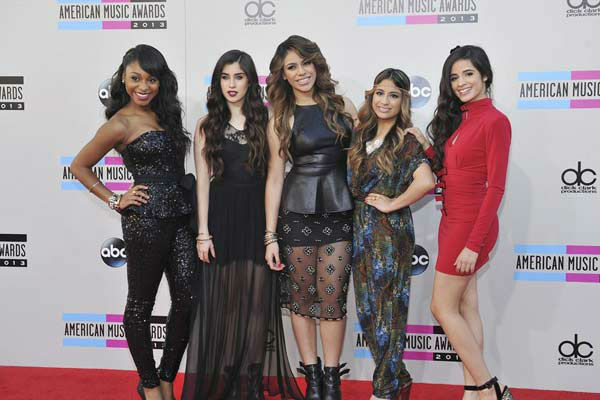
[136,380,146,400]
[466,377,514,400]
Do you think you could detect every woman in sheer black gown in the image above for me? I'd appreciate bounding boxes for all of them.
[181,50,302,400]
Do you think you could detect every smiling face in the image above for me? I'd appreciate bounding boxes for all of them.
[123,61,159,107]
[282,50,317,97]
[220,61,249,105]
[372,79,404,122]
[450,59,488,103]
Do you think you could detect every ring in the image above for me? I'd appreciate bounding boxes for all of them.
[133,190,137,195]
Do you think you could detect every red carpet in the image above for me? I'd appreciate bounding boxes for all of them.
[0,366,597,400]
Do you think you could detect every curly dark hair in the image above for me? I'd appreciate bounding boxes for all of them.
[106,44,190,159]
[427,45,493,171]
[200,50,268,178]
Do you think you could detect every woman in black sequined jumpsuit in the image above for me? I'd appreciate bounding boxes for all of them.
[181,50,302,400]
[71,44,195,400]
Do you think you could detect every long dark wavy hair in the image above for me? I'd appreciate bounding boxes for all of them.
[266,35,352,160]
[106,44,190,159]
[201,50,268,178]
[427,45,493,170]
[349,68,412,175]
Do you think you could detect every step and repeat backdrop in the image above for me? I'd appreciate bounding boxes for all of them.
[1,0,599,394]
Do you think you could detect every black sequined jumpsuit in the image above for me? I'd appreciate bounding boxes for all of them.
[120,130,196,388]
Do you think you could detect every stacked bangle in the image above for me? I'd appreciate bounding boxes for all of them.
[89,181,101,193]
[196,233,213,242]
[264,230,278,246]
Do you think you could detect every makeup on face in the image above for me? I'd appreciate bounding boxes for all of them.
[449,59,487,103]
[220,61,249,104]
[372,79,404,121]
[282,50,317,95]
[123,61,159,107]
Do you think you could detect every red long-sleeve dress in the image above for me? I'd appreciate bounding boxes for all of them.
[425,98,511,275]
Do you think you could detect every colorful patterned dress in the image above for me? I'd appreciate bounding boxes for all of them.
[348,134,429,399]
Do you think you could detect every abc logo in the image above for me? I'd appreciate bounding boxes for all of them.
[98,78,112,107]
[245,0,275,18]
[410,76,432,109]
[559,334,593,358]
[100,237,127,268]
[561,161,596,186]
[411,244,430,276]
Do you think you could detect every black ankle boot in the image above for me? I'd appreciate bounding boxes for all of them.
[247,363,265,400]
[322,362,349,400]
[223,366,240,400]
[297,357,323,400]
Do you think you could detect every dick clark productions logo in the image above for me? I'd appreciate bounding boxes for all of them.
[101,238,127,268]
[244,0,276,25]
[561,161,597,194]
[558,334,594,366]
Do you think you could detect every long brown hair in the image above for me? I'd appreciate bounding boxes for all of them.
[201,50,268,178]
[349,68,412,175]
[266,35,352,160]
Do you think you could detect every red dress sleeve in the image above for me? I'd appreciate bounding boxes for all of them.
[465,116,512,253]
[424,145,435,160]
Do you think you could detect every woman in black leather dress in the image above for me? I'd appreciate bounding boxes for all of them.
[71,44,195,400]
[181,50,302,400]
[265,35,358,400]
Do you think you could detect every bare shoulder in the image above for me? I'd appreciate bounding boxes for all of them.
[342,96,357,114]
[194,114,208,142]
[97,115,128,142]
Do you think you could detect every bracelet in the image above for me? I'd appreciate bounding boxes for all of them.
[265,229,277,234]
[196,235,213,241]
[89,181,101,193]
[107,193,122,212]
[264,238,278,246]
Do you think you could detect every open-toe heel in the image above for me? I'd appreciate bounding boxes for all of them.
[475,377,514,400]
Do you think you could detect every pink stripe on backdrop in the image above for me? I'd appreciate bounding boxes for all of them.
[106,340,129,348]
[258,76,268,85]
[571,99,600,109]
[102,0,130,3]
[106,314,124,323]
[102,21,131,30]
[105,182,132,191]
[565,273,600,283]
[404,352,433,361]
[406,15,438,24]
[567,245,600,255]
[571,70,600,80]
[406,325,434,334]
[104,156,124,165]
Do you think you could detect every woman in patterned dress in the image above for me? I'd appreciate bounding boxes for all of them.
[348,68,435,400]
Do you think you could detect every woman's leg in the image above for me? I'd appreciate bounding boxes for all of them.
[159,217,196,400]
[430,271,504,400]
[460,277,483,400]
[283,245,319,364]
[122,213,172,399]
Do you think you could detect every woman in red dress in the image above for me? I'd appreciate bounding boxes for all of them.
[407,46,514,400]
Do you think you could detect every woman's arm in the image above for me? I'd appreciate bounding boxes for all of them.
[193,118,215,262]
[343,96,359,128]
[264,118,286,271]
[365,162,435,213]
[70,119,149,209]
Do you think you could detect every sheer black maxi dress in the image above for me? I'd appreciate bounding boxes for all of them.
[181,124,303,400]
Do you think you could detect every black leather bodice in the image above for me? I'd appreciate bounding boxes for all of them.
[121,130,192,218]
[281,104,353,214]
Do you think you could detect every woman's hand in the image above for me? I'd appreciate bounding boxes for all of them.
[454,247,479,274]
[197,238,215,263]
[404,127,430,151]
[118,185,149,209]
[265,242,284,271]
[364,192,394,214]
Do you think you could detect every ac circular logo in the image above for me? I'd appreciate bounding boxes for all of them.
[100,238,127,268]
[567,0,600,9]
[98,78,112,107]
[409,76,432,109]
[411,244,430,276]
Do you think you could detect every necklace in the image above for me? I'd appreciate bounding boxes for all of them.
[366,137,384,155]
